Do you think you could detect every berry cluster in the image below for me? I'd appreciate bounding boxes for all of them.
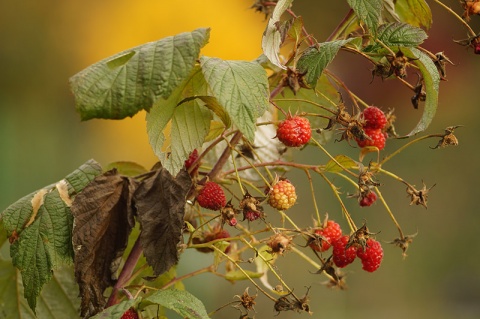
[309,220,384,273]
[356,107,388,150]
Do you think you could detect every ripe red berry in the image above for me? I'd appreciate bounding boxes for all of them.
[356,128,386,150]
[362,106,387,130]
[474,41,480,55]
[196,182,227,211]
[359,191,377,207]
[120,309,139,319]
[268,180,297,210]
[276,116,311,147]
[356,238,383,272]
[309,220,343,252]
[332,235,357,268]
[184,149,199,170]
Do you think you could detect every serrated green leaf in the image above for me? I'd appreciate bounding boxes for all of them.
[69,28,210,120]
[146,68,212,176]
[178,95,231,128]
[297,39,355,87]
[0,160,102,312]
[224,270,264,282]
[347,0,383,35]
[261,0,293,69]
[200,57,269,141]
[204,121,226,142]
[324,155,357,173]
[144,289,210,319]
[376,22,427,47]
[396,0,432,29]
[404,48,440,136]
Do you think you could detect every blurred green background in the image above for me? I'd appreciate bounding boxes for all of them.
[1,1,480,318]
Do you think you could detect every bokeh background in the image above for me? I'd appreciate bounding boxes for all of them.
[1,1,480,318]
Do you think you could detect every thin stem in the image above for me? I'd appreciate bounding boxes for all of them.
[272,98,336,114]
[304,169,322,225]
[434,0,476,36]
[106,237,144,307]
[161,266,213,290]
[327,9,357,41]
[374,186,404,239]
[311,137,358,177]
[379,134,438,166]
[207,131,243,181]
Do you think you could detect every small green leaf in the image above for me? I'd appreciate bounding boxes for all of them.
[404,48,440,136]
[347,0,383,35]
[297,39,355,87]
[0,160,102,312]
[144,289,210,319]
[261,0,293,69]
[396,0,432,29]
[70,28,210,120]
[105,161,148,177]
[204,121,226,142]
[376,22,428,47]
[324,155,357,173]
[224,270,264,282]
[287,16,305,45]
[200,57,269,141]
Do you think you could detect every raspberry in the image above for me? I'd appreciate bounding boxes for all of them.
[276,116,311,147]
[184,149,199,170]
[359,191,377,207]
[356,238,383,272]
[332,235,357,268]
[243,210,262,221]
[267,180,297,210]
[356,128,386,150]
[196,182,226,211]
[194,228,231,253]
[362,106,387,130]
[120,309,139,319]
[474,41,480,55]
[309,220,343,252]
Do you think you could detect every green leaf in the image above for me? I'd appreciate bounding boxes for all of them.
[69,28,210,120]
[324,155,357,173]
[376,22,428,47]
[200,57,269,141]
[143,289,210,319]
[105,161,148,177]
[146,67,213,176]
[347,0,383,35]
[297,39,355,87]
[0,160,102,312]
[90,299,137,319]
[261,0,293,69]
[404,48,440,136]
[396,0,432,30]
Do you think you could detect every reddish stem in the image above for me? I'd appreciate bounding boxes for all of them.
[106,237,143,307]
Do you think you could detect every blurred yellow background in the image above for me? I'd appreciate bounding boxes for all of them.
[1,1,480,318]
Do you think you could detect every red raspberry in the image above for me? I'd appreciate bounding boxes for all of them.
[332,235,357,268]
[184,149,199,170]
[243,210,262,221]
[276,116,311,147]
[356,128,386,150]
[194,228,231,253]
[309,220,343,252]
[268,180,297,210]
[121,309,139,319]
[362,106,387,129]
[474,41,480,55]
[196,182,227,211]
[359,191,377,207]
[356,238,383,272]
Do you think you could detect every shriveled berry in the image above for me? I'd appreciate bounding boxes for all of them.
[276,116,311,147]
[194,228,231,253]
[120,309,139,319]
[356,128,386,150]
[362,106,387,130]
[184,149,199,170]
[268,180,297,210]
[267,233,293,255]
[356,238,383,272]
[332,235,357,268]
[243,210,262,221]
[359,191,377,207]
[309,220,343,252]
[197,182,227,211]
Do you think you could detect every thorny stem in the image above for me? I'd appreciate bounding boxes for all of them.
[434,0,476,37]
[327,9,356,41]
[106,236,144,307]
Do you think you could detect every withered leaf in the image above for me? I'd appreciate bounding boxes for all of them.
[71,169,137,318]
[134,167,192,277]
